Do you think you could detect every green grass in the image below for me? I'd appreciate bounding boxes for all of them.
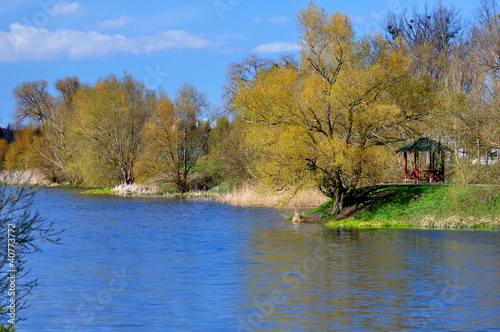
[352,185,447,221]
[307,184,500,229]
[302,199,334,217]
[160,183,177,193]
[80,188,116,195]
[0,183,38,187]
[324,219,416,229]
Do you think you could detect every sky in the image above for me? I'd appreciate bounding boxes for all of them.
[0,0,482,126]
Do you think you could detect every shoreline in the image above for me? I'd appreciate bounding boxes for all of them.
[80,183,327,208]
[300,184,500,230]
[3,173,499,230]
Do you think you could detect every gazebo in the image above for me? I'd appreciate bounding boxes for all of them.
[395,138,449,183]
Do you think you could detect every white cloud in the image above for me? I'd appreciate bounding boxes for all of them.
[49,2,80,16]
[269,16,290,24]
[95,15,133,30]
[253,42,299,54]
[0,23,213,62]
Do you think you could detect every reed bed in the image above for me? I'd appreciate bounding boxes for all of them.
[218,182,328,208]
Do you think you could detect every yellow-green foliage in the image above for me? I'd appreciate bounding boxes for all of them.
[10,77,81,183]
[0,139,7,165]
[228,3,438,211]
[4,128,35,169]
[135,94,177,183]
[136,83,211,193]
[208,116,255,181]
[69,73,155,187]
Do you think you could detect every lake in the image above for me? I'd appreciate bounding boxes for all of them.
[16,188,500,331]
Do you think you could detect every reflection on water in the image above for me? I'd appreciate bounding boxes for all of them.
[239,228,500,331]
[17,188,500,331]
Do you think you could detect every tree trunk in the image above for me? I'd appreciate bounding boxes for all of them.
[331,186,346,214]
[318,168,348,215]
[122,166,134,185]
[174,171,189,193]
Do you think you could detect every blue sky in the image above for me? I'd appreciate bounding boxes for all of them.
[0,0,481,125]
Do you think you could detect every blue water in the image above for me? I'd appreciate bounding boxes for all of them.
[14,188,500,331]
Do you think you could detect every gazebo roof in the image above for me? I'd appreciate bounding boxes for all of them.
[395,137,449,152]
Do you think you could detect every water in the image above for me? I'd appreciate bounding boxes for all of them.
[15,188,500,331]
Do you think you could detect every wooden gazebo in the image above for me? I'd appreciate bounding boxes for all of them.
[395,138,449,183]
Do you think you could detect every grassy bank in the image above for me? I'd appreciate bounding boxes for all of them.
[303,184,500,229]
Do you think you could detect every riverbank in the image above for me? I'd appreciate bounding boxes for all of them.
[4,169,498,229]
[82,182,328,208]
[0,169,51,186]
[81,184,221,199]
[0,169,326,208]
[302,184,500,229]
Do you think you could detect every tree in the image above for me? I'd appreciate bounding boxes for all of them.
[473,0,500,76]
[0,182,60,329]
[0,139,7,166]
[385,1,466,79]
[11,77,81,183]
[227,3,438,212]
[71,73,155,186]
[209,116,256,182]
[12,81,54,126]
[4,128,35,170]
[139,83,211,193]
[430,0,500,185]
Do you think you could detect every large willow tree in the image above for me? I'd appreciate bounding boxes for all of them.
[227,3,438,212]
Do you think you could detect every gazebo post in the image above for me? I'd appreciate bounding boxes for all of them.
[404,151,408,183]
[441,151,445,183]
[429,151,434,183]
[415,151,419,183]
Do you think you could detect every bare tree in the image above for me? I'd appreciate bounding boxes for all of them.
[472,0,500,76]
[173,83,211,192]
[11,77,82,183]
[0,178,60,329]
[385,1,466,78]
[12,81,54,126]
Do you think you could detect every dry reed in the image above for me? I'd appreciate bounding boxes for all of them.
[218,182,328,208]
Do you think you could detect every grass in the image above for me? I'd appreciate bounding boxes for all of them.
[306,184,500,230]
[324,220,416,229]
[81,188,117,195]
[0,183,38,187]
[302,199,334,217]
